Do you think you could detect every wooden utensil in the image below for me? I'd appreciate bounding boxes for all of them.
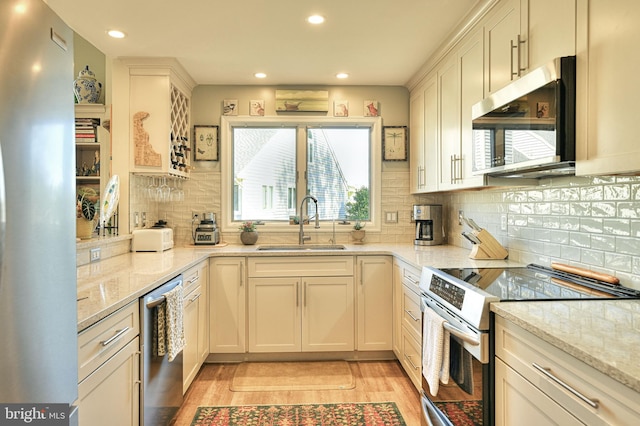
[551,262,619,285]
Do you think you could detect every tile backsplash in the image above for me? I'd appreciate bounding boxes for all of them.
[448,175,640,290]
[130,172,640,289]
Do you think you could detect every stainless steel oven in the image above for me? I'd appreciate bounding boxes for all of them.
[418,264,640,426]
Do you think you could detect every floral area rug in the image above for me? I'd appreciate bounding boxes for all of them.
[434,400,483,426]
[191,402,407,426]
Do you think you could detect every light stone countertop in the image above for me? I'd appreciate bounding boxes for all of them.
[77,243,519,332]
[491,300,640,393]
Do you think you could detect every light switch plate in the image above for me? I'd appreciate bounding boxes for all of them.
[385,211,398,223]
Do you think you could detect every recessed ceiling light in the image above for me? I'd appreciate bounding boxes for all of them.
[307,15,325,25]
[336,73,349,79]
[254,72,267,79]
[107,30,126,39]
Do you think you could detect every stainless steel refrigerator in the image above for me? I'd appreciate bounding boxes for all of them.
[0,0,78,423]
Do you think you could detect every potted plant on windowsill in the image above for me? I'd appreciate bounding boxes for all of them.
[351,220,366,244]
[238,221,259,245]
[346,186,369,244]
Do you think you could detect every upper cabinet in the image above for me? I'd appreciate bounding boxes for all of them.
[122,58,196,178]
[484,0,576,95]
[409,0,578,193]
[576,0,640,175]
[484,0,523,95]
[411,29,485,193]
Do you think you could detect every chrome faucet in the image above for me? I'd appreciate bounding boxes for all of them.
[299,195,320,245]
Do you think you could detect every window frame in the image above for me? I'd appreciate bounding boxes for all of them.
[220,115,382,234]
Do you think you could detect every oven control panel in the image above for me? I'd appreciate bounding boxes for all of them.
[429,274,465,310]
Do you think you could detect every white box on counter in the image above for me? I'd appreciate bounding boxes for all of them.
[132,228,173,252]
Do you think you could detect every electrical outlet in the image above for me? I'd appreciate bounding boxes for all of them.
[90,248,101,262]
[501,214,508,231]
[134,212,139,228]
[458,210,464,226]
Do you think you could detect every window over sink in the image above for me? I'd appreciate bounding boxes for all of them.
[220,116,382,233]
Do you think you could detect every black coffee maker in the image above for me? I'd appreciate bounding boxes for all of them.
[413,204,444,246]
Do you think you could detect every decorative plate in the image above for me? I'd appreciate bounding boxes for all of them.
[100,174,120,226]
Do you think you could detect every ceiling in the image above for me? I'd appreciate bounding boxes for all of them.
[46,0,481,86]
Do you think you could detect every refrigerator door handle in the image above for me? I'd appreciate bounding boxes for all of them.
[0,143,5,290]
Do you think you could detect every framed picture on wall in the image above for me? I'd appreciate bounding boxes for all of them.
[382,126,408,161]
[194,125,219,161]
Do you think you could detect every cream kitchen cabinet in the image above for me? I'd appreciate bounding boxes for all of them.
[209,257,246,353]
[355,256,392,351]
[576,0,640,175]
[410,73,439,193]
[247,256,355,353]
[122,58,196,178]
[437,55,461,191]
[393,259,423,391]
[410,74,439,193]
[495,315,640,425]
[182,260,208,393]
[411,29,485,193]
[484,0,576,95]
[392,261,402,358]
[484,0,522,95]
[409,85,426,193]
[77,301,140,426]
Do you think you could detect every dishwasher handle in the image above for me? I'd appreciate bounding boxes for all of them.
[146,296,166,309]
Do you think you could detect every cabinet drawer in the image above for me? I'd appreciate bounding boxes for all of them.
[183,260,207,295]
[399,260,421,293]
[78,301,140,382]
[495,316,640,425]
[248,256,354,277]
[401,325,422,391]
[78,336,140,426]
[402,285,422,339]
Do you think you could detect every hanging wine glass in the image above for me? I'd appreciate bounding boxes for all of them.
[159,176,170,202]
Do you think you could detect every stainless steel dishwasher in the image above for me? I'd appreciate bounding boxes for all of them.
[141,274,184,425]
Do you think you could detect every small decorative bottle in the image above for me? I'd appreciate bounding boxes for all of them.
[73,65,102,104]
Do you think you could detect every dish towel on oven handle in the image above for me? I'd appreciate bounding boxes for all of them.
[162,283,185,362]
[422,305,451,396]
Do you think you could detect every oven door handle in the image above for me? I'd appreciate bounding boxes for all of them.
[443,322,480,346]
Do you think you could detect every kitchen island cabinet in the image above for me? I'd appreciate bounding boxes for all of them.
[247,256,355,353]
[209,257,246,353]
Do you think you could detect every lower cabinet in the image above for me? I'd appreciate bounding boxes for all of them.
[182,260,209,393]
[356,256,393,351]
[77,301,140,426]
[248,275,355,352]
[209,257,246,353]
[393,258,423,391]
[494,357,582,426]
[495,315,640,425]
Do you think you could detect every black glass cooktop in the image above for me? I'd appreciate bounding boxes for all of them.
[438,264,640,301]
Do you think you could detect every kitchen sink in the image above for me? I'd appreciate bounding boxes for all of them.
[256,244,346,251]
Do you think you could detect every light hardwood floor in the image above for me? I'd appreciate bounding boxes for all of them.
[173,360,422,425]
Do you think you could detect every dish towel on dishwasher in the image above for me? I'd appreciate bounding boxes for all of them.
[422,305,450,396]
[156,284,185,362]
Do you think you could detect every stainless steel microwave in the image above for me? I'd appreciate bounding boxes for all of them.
[471,56,576,178]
